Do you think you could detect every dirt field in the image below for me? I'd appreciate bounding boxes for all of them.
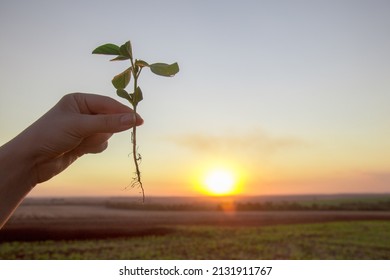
[2,197,390,242]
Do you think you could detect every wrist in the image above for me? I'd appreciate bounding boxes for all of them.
[0,135,38,227]
[0,133,38,195]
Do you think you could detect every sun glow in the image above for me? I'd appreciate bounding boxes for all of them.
[203,169,237,196]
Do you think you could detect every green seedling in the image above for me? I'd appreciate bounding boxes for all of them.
[93,40,179,202]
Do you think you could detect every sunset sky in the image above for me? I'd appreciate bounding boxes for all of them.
[1,0,389,198]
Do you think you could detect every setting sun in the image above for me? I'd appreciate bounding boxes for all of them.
[203,169,237,196]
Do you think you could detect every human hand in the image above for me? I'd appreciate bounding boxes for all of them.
[18,92,143,185]
[0,92,143,227]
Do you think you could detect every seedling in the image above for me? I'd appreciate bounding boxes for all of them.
[93,40,179,202]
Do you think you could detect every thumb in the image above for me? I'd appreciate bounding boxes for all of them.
[77,112,143,136]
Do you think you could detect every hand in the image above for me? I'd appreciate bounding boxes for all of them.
[0,92,143,227]
[26,92,143,184]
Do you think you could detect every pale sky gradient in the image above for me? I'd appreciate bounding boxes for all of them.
[1,0,389,197]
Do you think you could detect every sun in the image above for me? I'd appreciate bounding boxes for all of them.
[203,169,237,196]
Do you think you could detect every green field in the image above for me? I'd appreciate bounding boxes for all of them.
[1,220,390,260]
[106,194,390,211]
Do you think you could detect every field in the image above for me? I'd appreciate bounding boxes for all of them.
[1,195,390,259]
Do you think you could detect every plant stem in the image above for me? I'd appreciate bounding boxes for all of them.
[131,110,144,202]
[130,58,144,202]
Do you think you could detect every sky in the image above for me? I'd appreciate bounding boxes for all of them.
[0,0,389,198]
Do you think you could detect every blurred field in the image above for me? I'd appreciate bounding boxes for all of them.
[1,195,390,259]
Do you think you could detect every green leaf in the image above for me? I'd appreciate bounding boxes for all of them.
[92,43,120,55]
[119,41,133,59]
[149,62,179,77]
[116,89,133,104]
[112,67,132,89]
[110,55,130,61]
[135,59,149,68]
[133,86,143,105]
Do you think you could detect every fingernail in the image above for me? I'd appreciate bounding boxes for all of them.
[136,114,144,125]
[120,113,135,127]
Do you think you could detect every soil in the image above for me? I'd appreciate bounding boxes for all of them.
[2,198,390,242]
